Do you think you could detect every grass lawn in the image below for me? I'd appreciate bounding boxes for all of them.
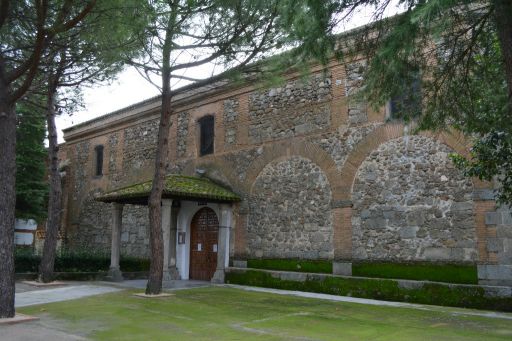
[18,287,512,340]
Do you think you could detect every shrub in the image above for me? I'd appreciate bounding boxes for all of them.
[14,247,150,273]
[247,259,332,274]
[352,262,478,285]
[225,269,512,312]
[245,258,478,285]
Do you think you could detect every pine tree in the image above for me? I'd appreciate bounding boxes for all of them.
[15,101,48,222]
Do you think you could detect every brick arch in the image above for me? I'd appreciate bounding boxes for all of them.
[337,123,475,202]
[245,138,341,197]
[331,123,483,262]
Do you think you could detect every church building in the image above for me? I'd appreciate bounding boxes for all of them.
[58,50,512,286]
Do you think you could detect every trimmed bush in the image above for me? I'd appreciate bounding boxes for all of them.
[225,269,512,312]
[247,259,332,274]
[245,259,478,285]
[15,248,150,273]
[352,262,478,285]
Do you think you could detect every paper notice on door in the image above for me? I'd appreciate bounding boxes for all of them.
[197,243,202,251]
[213,244,218,252]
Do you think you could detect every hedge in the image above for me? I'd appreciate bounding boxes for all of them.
[247,259,332,274]
[15,248,150,273]
[353,262,478,285]
[244,259,478,284]
[225,269,512,312]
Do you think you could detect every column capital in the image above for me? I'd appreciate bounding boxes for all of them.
[162,199,173,207]
[219,203,232,211]
[112,202,124,211]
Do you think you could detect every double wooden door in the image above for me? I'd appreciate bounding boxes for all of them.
[189,207,219,281]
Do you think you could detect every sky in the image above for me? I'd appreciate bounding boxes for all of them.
[55,2,403,143]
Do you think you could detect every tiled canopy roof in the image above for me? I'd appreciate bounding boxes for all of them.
[95,174,240,204]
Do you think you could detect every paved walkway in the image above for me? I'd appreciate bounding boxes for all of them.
[14,279,210,308]
[15,285,121,308]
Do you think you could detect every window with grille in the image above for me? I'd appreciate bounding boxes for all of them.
[94,145,104,176]
[198,115,214,156]
[390,72,422,119]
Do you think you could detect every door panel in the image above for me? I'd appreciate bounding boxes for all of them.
[189,207,219,280]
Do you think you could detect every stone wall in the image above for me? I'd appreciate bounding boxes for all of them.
[222,147,263,182]
[71,194,150,258]
[248,156,333,259]
[176,112,189,157]
[120,205,150,258]
[108,132,121,187]
[345,60,368,124]
[248,73,332,144]
[223,98,239,146]
[73,191,112,251]
[479,205,512,285]
[122,119,159,172]
[310,123,382,171]
[72,140,90,201]
[352,135,477,262]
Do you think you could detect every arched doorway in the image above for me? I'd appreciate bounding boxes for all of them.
[189,207,219,280]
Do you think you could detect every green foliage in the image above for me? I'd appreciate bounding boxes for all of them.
[246,259,477,284]
[247,259,332,274]
[452,131,512,205]
[15,103,48,222]
[226,269,512,312]
[14,248,149,273]
[352,262,478,284]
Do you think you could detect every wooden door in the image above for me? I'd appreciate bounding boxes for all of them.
[189,207,219,280]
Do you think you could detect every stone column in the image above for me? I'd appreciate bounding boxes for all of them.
[166,206,180,281]
[107,203,124,282]
[161,199,173,284]
[212,204,231,283]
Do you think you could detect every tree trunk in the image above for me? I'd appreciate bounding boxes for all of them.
[38,88,61,283]
[494,0,512,115]
[145,70,172,295]
[0,75,16,318]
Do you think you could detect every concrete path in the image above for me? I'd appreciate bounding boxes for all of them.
[224,284,512,321]
[14,279,209,308]
[101,279,210,290]
[1,322,89,341]
[15,285,121,308]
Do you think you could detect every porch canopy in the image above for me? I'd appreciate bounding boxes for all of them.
[95,174,240,205]
[95,174,239,283]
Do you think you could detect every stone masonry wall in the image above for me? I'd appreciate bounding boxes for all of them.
[248,156,333,259]
[248,73,332,144]
[73,190,111,251]
[108,132,121,188]
[122,119,159,173]
[224,98,239,146]
[120,205,150,258]
[345,60,368,124]
[176,112,189,157]
[310,123,382,171]
[352,135,477,262]
[72,140,90,201]
[72,194,150,258]
[480,205,512,285]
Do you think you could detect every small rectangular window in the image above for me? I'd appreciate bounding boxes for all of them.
[199,115,214,156]
[390,73,422,119]
[94,145,104,176]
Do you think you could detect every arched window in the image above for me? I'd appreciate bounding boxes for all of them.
[94,145,104,176]
[198,115,214,156]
